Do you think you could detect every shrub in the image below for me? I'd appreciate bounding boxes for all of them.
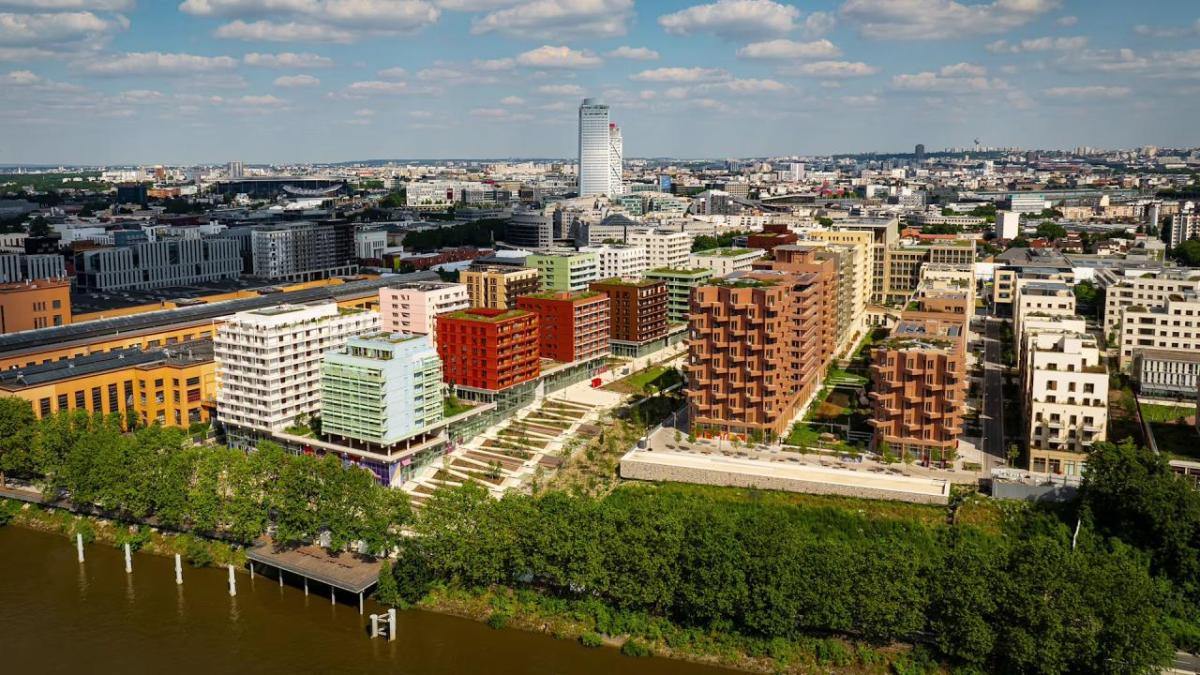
[115,525,153,552]
[181,535,213,567]
[580,632,604,648]
[621,638,652,658]
[487,612,510,629]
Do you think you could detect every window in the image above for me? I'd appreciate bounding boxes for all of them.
[39,398,50,417]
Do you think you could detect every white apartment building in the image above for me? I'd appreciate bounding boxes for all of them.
[1014,280,1076,362]
[578,98,612,197]
[0,254,66,282]
[627,229,692,269]
[997,210,1020,239]
[581,244,647,280]
[1104,269,1200,340]
[215,303,380,437]
[1167,212,1199,248]
[1021,330,1108,477]
[354,229,388,261]
[689,247,765,276]
[379,281,469,337]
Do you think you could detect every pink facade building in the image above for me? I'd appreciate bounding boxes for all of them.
[379,282,469,338]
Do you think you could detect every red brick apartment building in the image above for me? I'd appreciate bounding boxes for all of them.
[516,291,610,363]
[589,278,668,344]
[435,308,540,391]
[686,271,826,440]
[868,311,967,465]
[755,245,839,368]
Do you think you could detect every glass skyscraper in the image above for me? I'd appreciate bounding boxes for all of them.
[578,98,611,197]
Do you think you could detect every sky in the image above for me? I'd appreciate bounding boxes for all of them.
[1,0,1198,165]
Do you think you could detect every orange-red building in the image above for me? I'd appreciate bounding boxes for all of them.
[687,270,826,440]
[0,278,71,334]
[754,245,838,368]
[435,308,540,391]
[746,224,798,251]
[515,290,610,363]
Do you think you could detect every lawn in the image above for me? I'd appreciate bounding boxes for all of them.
[444,396,475,418]
[604,364,682,395]
[1140,403,1195,424]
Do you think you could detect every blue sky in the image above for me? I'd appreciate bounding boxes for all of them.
[2,0,1198,165]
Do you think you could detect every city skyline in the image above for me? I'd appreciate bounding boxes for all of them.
[3,1,1200,164]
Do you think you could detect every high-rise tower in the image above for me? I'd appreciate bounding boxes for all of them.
[578,98,610,197]
[608,122,623,196]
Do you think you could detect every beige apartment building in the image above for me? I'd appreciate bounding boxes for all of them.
[1013,280,1076,364]
[1021,331,1108,477]
[626,229,693,269]
[881,240,976,305]
[1119,294,1200,369]
[461,265,540,310]
[1103,269,1200,341]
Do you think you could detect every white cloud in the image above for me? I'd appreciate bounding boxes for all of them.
[1056,48,1200,79]
[842,0,1061,40]
[469,106,533,121]
[472,56,513,71]
[115,88,166,103]
[215,20,355,42]
[182,0,441,42]
[736,38,840,60]
[0,10,127,54]
[377,66,406,79]
[536,83,583,95]
[801,10,835,37]
[243,51,333,68]
[892,63,1006,93]
[659,0,798,40]
[343,79,408,95]
[702,77,788,93]
[630,66,729,82]
[780,60,879,77]
[607,45,658,61]
[1133,19,1200,39]
[499,95,524,105]
[77,51,239,76]
[1044,85,1131,99]
[471,0,632,40]
[1,68,37,84]
[986,36,1087,53]
[353,107,374,116]
[416,64,498,85]
[515,45,602,69]
[409,109,432,118]
[273,73,318,87]
[1056,15,1077,27]
[0,1,133,8]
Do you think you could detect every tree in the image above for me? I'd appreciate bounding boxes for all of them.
[1173,239,1200,267]
[1035,221,1067,241]
[0,397,37,485]
[27,216,51,237]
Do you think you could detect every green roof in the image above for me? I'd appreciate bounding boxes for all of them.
[712,278,778,288]
[592,277,660,288]
[522,290,605,301]
[443,309,529,322]
[646,267,713,277]
[694,247,757,258]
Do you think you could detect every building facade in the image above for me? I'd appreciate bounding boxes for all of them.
[461,265,540,310]
[1021,331,1108,477]
[1102,269,1200,342]
[0,277,70,333]
[435,308,540,392]
[1119,294,1200,370]
[320,333,444,446]
[690,247,765,277]
[868,317,967,464]
[379,281,469,337]
[528,251,599,293]
[215,303,379,436]
[75,239,242,291]
[687,272,825,440]
[643,267,713,323]
[590,278,668,345]
[627,229,692,269]
[580,244,648,280]
[578,98,612,197]
[516,291,610,363]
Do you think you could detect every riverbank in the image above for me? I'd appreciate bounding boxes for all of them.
[415,584,924,675]
[1,499,244,568]
[2,497,926,674]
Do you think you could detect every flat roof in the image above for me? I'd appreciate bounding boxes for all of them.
[693,247,758,257]
[246,537,380,594]
[0,271,438,358]
[0,341,213,388]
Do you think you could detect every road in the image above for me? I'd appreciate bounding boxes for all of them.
[1173,651,1200,674]
[980,318,1007,472]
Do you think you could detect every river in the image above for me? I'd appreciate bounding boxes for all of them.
[0,525,735,675]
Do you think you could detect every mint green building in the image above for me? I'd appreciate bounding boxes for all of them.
[320,333,444,446]
[644,267,714,322]
[527,251,599,293]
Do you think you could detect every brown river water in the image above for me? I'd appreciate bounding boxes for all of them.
[0,525,737,675]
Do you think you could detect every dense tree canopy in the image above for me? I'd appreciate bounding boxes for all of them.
[1173,239,1200,267]
[0,404,410,550]
[389,480,1175,674]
